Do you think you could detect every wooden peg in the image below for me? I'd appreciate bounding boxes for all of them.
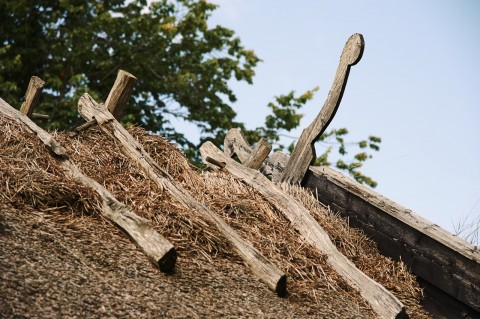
[224,128,253,162]
[20,76,45,118]
[280,33,365,185]
[224,129,272,170]
[69,69,137,136]
[105,69,137,119]
[244,138,271,169]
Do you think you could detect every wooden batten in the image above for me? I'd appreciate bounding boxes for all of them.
[0,97,177,273]
[200,141,406,319]
[224,128,255,162]
[19,76,46,118]
[105,69,137,119]
[77,93,287,296]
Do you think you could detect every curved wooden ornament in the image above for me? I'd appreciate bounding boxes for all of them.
[279,33,365,184]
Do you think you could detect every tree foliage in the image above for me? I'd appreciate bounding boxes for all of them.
[0,0,381,186]
[1,0,259,156]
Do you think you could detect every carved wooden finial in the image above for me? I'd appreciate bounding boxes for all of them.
[279,33,365,185]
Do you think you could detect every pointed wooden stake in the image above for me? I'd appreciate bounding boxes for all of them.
[280,33,364,185]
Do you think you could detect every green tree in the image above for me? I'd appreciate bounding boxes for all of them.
[0,0,380,186]
[1,0,258,158]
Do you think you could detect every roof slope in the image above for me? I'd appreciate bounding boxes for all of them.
[0,115,430,318]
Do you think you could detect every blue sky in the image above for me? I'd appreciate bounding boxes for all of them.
[205,0,480,234]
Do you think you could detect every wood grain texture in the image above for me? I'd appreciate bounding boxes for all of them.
[303,165,480,313]
[105,69,137,119]
[280,33,364,185]
[0,97,176,272]
[78,94,287,296]
[243,138,271,169]
[19,76,45,118]
[258,146,480,313]
[224,128,253,162]
[201,141,406,319]
[224,129,284,181]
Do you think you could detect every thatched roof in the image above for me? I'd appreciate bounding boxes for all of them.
[0,115,431,318]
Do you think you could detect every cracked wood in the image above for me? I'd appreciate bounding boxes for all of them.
[200,141,406,319]
[0,97,176,272]
[77,93,287,296]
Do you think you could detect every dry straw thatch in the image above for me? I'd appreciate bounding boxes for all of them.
[0,114,431,318]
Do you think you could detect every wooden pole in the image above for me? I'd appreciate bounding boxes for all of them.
[224,128,282,179]
[200,141,406,319]
[0,97,176,272]
[77,93,287,296]
[19,76,45,118]
[105,69,137,119]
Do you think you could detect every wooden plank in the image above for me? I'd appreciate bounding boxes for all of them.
[200,141,406,319]
[105,69,137,119]
[77,93,287,296]
[253,147,480,314]
[19,76,45,118]
[279,33,364,185]
[0,97,176,273]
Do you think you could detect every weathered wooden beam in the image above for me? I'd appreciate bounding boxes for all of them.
[19,76,45,118]
[68,69,136,137]
[232,139,480,314]
[0,97,176,273]
[302,165,480,314]
[77,93,287,296]
[105,69,137,119]
[200,141,406,319]
[279,33,364,185]
[224,128,253,162]
[224,128,283,181]
[224,129,272,171]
